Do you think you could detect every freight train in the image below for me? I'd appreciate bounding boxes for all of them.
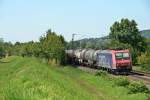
[66,49,132,74]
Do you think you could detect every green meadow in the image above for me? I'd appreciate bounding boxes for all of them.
[0,56,149,100]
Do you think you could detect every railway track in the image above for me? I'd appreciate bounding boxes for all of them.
[131,70,150,77]
[128,70,150,89]
[77,66,150,89]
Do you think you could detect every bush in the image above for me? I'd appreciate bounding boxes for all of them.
[137,52,147,65]
[128,82,150,94]
[146,94,150,100]
[95,70,108,77]
[137,52,150,71]
[114,77,130,87]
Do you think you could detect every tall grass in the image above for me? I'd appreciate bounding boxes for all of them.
[0,56,149,100]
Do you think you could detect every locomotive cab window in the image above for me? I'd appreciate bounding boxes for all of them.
[115,52,130,60]
[123,53,130,60]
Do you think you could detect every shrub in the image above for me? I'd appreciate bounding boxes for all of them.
[146,94,150,100]
[128,82,150,94]
[114,77,130,87]
[137,52,150,71]
[95,70,108,77]
[137,52,147,65]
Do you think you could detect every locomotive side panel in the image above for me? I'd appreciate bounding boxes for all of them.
[96,53,112,69]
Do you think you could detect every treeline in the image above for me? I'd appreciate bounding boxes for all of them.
[0,29,66,65]
[66,36,110,49]
[67,18,150,71]
[0,18,150,70]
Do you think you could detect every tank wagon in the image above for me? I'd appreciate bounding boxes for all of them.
[66,49,132,74]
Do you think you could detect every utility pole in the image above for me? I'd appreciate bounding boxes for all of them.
[71,33,76,64]
[72,33,76,50]
[72,33,87,49]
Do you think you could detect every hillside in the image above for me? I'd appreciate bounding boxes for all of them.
[140,29,150,38]
[66,36,110,49]
[0,56,149,100]
[66,30,150,49]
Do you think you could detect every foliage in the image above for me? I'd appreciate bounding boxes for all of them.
[40,29,65,65]
[110,18,147,52]
[140,29,150,38]
[137,52,148,65]
[0,29,66,65]
[128,82,150,94]
[137,52,150,71]
[0,56,148,100]
[113,77,150,95]
[66,37,110,49]
[106,39,131,49]
[109,18,148,64]
[66,19,148,66]
[1,19,150,67]
[114,77,130,87]
[95,70,108,77]
[0,38,5,58]
[0,38,13,58]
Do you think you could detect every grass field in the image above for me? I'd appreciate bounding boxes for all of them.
[0,56,149,100]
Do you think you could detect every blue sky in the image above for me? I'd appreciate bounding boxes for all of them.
[0,0,150,43]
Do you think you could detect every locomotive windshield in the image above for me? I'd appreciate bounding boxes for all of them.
[115,52,130,60]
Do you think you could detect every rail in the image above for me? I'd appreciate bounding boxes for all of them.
[132,70,150,77]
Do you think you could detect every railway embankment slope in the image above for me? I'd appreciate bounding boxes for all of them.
[0,56,149,100]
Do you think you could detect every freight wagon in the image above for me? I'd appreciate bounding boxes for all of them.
[66,49,132,74]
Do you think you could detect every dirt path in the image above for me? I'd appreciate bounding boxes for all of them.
[52,67,106,99]
[75,78,105,100]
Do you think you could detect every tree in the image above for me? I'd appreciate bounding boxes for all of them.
[106,39,131,50]
[3,42,13,56]
[137,52,150,71]
[110,18,147,52]
[40,29,65,65]
[0,38,5,58]
[109,18,148,64]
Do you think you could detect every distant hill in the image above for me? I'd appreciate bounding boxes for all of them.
[140,29,150,38]
[66,30,150,49]
[66,36,110,49]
